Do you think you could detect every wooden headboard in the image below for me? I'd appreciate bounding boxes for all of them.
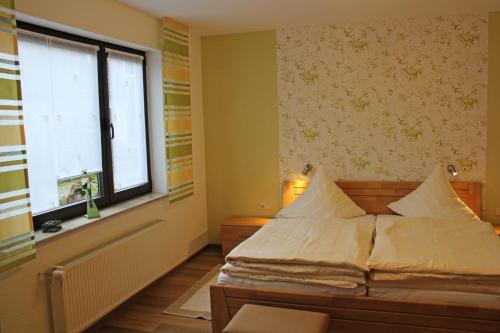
[282,180,482,217]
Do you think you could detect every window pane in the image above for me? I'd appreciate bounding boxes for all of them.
[18,33,102,214]
[107,52,148,192]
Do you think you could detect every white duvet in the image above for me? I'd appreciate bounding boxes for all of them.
[223,215,375,288]
[367,215,500,277]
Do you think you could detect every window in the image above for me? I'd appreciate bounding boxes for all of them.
[17,22,151,228]
[107,51,149,192]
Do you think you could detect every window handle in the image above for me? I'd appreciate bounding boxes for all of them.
[109,123,115,140]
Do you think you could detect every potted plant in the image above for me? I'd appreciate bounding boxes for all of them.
[82,170,101,219]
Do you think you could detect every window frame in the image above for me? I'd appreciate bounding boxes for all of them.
[18,21,152,229]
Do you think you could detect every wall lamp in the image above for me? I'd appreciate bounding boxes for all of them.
[447,164,458,177]
[302,164,313,176]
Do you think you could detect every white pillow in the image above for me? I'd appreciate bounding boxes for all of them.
[388,165,479,222]
[277,166,366,219]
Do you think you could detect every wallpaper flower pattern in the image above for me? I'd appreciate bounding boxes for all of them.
[277,15,487,181]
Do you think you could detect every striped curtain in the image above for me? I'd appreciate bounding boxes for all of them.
[162,18,193,203]
[0,0,36,272]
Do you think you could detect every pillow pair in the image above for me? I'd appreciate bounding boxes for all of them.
[278,165,479,222]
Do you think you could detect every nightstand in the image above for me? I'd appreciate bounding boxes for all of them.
[221,216,271,256]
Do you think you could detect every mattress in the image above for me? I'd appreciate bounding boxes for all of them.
[218,272,367,296]
[367,279,500,294]
[368,287,500,309]
[219,273,500,307]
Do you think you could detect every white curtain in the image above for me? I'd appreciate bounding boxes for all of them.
[18,33,102,214]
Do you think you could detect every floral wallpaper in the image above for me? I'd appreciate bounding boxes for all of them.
[277,15,488,181]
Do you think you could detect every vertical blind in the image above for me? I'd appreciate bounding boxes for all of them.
[0,0,36,272]
[163,18,194,203]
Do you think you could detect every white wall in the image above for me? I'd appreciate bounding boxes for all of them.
[0,2,208,332]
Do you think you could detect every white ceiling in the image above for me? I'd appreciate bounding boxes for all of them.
[119,0,500,36]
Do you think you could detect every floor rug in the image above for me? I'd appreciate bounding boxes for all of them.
[163,265,221,320]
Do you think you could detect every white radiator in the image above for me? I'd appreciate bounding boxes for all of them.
[49,220,169,333]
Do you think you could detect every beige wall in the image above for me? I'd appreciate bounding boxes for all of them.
[486,11,500,223]
[202,31,280,243]
[0,1,208,332]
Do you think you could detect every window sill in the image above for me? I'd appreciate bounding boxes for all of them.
[35,192,167,246]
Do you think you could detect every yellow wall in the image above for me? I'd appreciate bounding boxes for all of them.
[0,198,208,333]
[202,31,280,243]
[486,11,500,223]
[16,0,160,49]
[0,1,208,332]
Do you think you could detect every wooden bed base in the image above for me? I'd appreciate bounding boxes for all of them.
[210,284,500,332]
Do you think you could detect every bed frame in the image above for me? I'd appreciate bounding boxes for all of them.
[210,180,499,333]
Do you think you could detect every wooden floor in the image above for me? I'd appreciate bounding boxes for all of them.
[88,245,224,333]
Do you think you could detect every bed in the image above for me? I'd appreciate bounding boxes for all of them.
[210,180,500,333]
